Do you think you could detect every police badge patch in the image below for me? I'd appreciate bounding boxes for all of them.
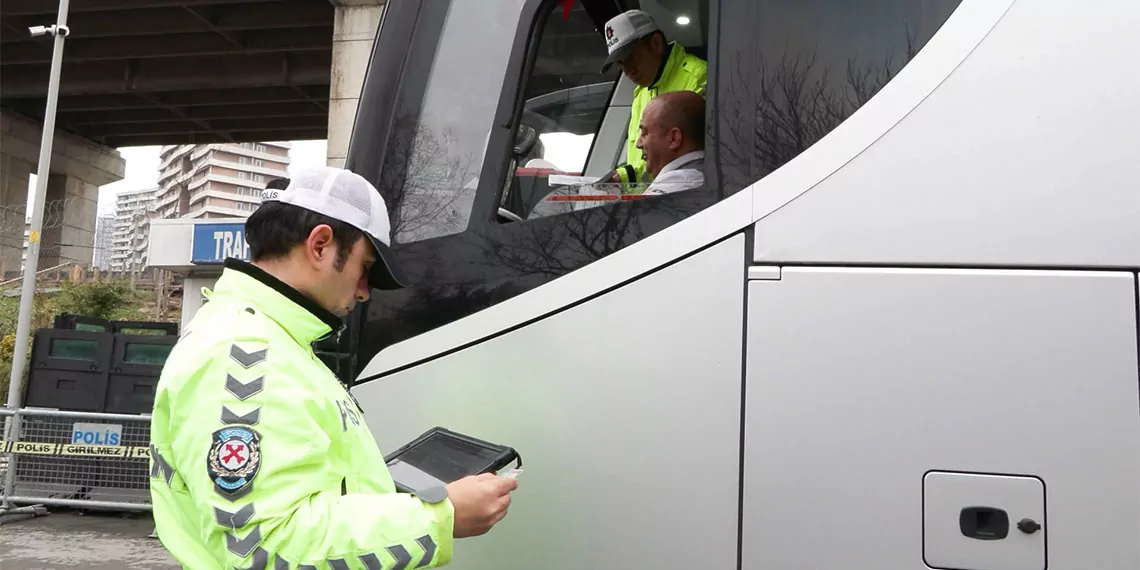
[207,426,262,500]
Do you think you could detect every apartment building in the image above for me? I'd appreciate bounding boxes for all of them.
[154,142,291,219]
[109,187,157,272]
[91,214,114,270]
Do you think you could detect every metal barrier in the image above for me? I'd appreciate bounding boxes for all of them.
[1,407,152,512]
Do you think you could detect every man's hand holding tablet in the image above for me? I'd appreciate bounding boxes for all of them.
[385,427,523,539]
[446,472,520,537]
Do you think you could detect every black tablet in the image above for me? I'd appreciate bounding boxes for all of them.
[385,427,520,491]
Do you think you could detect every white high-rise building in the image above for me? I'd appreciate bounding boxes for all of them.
[109,187,157,272]
[92,214,114,270]
[106,143,291,273]
[154,142,291,219]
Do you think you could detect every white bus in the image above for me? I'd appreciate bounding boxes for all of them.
[334,0,1140,567]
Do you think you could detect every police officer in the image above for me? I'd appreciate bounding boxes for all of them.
[149,166,518,569]
[600,9,707,190]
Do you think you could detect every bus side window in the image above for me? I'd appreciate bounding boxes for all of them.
[716,0,965,191]
[499,0,712,222]
[498,2,619,222]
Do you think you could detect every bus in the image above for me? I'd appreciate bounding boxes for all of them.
[335,0,1140,567]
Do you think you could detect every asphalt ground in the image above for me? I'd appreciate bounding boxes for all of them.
[0,508,180,570]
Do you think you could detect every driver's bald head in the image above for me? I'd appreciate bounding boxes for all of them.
[644,90,706,148]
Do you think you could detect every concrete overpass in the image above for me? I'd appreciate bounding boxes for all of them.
[0,0,384,274]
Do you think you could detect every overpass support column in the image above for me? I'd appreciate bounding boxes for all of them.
[38,174,101,268]
[0,153,33,276]
[0,111,124,276]
[327,0,385,169]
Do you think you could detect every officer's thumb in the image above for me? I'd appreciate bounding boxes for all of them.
[494,474,519,494]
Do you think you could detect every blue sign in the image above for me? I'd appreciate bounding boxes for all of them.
[72,422,122,446]
[191,223,250,264]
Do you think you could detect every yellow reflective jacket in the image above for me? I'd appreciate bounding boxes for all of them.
[149,259,454,570]
[616,42,708,188]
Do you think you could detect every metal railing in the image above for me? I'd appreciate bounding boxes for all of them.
[1,407,153,513]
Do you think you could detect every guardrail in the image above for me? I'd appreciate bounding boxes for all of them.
[1,407,152,512]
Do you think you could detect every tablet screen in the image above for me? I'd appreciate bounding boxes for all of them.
[396,430,505,483]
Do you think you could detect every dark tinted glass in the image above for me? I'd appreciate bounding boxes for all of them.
[123,343,173,365]
[49,338,98,361]
[717,0,963,192]
[117,327,168,336]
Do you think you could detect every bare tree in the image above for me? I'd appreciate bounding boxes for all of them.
[845,26,918,107]
[377,114,476,244]
[471,194,650,278]
[718,30,919,186]
[471,183,707,280]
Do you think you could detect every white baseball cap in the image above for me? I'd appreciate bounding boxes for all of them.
[601,9,660,72]
[259,165,407,290]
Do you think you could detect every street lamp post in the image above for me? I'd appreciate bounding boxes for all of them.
[2,0,71,516]
[5,0,72,412]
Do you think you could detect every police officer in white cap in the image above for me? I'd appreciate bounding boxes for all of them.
[600,9,707,189]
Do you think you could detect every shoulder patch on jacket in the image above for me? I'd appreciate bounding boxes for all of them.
[207,426,262,500]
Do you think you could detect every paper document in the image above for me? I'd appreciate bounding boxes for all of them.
[548,174,604,187]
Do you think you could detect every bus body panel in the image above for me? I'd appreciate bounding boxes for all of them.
[353,234,747,570]
[745,268,1140,568]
